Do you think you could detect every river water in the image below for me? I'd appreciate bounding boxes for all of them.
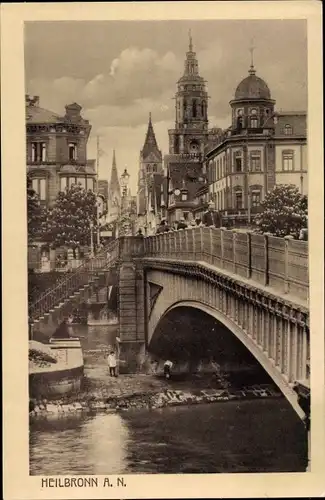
[29,323,308,474]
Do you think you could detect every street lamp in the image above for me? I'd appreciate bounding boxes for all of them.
[89,221,94,257]
[120,168,130,199]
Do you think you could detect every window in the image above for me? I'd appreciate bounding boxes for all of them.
[69,143,77,161]
[32,178,46,201]
[87,177,95,191]
[192,99,197,118]
[251,190,261,207]
[235,190,243,210]
[174,135,179,153]
[282,150,294,171]
[250,151,262,172]
[152,164,157,173]
[181,191,188,201]
[183,212,189,220]
[201,101,206,118]
[234,152,243,172]
[31,142,46,162]
[284,124,293,135]
[77,177,86,189]
[250,117,258,128]
[60,177,67,191]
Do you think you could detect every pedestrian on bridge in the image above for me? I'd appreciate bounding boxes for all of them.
[176,217,187,230]
[156,218,170,234]
[108,351,117,377]
[202,201,222,228]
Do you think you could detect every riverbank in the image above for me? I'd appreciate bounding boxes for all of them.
[29,370,282,418]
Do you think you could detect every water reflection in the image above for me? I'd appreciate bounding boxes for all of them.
[30,399,307,475]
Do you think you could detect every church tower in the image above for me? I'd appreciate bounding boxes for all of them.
[165,32,208,224]
[137,113,163,217]
[168,30,209,155]
[107,150,121,223]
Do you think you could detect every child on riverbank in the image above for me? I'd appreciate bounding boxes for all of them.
[107,351,117,377]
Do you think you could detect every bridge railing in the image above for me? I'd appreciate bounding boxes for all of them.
[29,239,119,322]
[144,227,309,302]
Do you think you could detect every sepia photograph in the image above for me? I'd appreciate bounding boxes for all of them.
[2,2,324,499]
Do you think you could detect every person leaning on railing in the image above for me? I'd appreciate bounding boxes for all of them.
[202,201,222,228]
[156,218,170,234]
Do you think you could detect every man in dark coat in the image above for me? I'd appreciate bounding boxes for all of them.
[176,217,187,230]
[156,218,170,234]
[202,201,222,228]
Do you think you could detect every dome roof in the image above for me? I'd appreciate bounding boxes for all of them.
[234,67,271,100]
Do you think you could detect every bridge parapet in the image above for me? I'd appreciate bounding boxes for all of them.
[144,228,309,303]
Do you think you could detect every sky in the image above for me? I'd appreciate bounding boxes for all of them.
[25,19,307,194]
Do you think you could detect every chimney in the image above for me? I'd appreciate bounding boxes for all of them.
[25,95,40,107]
[65,102,82,122]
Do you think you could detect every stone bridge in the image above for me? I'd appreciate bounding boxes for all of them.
[117,228,309,418]
[29,228,309,417]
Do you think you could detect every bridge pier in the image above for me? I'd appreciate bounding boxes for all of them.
[117,236,146,373]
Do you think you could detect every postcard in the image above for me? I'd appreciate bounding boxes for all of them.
[2,1,324,499]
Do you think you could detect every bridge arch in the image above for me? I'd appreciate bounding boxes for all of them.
[148,291,304,419]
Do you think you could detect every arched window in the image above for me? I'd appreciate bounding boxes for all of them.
[250,108,258,128]
[236,109,243,129]
[201,100,206,118]
[284,124,293,135]
[192,99,197,118]
[250,116,258,128]
[183,99,187,119]
[152,164,157,173]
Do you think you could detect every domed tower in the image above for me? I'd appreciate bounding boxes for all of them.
[168,30,209,155]
[229,51,276,133]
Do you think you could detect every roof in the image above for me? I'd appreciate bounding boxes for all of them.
[141,114,162,160]
[274,112,307,137]
[168,162,206,201]
[26,105,64,124]
[108,150,121,197]
[234,66,271,100]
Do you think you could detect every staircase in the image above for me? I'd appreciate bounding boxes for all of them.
[29,240,120,339]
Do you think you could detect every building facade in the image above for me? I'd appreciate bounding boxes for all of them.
[165,33,217,224]
[137,114,164,235]
[26,95,96,207]
[205,61,307,223]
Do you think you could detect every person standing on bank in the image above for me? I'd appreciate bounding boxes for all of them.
[202,201,222,228]
[108,351,117,377]
[164,359,173,380]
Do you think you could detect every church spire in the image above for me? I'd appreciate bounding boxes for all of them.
[189,29,193,52]
[109,149,120,195]
[141,113,160,159]
[184,31,199,77]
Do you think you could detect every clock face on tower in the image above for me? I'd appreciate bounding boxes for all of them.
[189,140,200,153]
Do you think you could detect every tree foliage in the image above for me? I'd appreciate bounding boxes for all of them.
[254,184,308,238]
[44,184,99,249]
